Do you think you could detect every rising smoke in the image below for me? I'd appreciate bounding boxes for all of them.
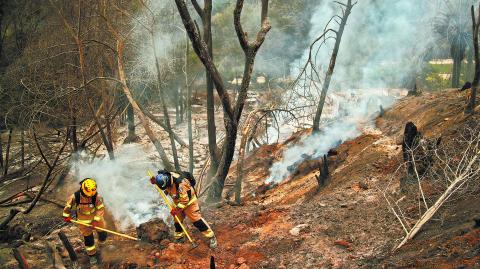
[266,89,400,184]
[75,144,168,231]
[266,0,449,184]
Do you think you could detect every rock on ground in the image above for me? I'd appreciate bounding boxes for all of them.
[136,218,170,243]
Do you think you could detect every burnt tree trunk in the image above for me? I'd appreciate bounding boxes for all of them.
[192,0,219,171]
[175,0,270,202]
[467,4,480,114]
[0,130,68,229]
[313,0,354,132]
[401,122,421,188]
[125,103,138,142]
[315,154,329,189]
[139,104,187,147]
[3,128,12,176]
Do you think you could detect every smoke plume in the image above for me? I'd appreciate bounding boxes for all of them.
[266,89,401,184]
[75,144,168,231]
[267,0,443,183]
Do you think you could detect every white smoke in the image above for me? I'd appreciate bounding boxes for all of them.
[266,89,400,184]
[290,0,441,89]
[74,144,169,231]
[265,0,449,184]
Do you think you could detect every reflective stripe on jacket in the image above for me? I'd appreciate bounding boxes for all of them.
[63,193,105,222]
[165,176,197,210]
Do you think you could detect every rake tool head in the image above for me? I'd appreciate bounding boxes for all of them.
[189,242,199,251]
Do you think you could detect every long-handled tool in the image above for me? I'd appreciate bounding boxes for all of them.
[70,219,139,241]
[147,170,198,249]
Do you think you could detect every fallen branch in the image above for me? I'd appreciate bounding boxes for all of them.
[24,192,64,208]
[0,132,68,230]
[393,125,480,250]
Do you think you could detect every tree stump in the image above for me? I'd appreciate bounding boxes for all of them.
[315,155,329,189]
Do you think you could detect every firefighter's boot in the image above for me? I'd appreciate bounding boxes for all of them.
[89,255,99,268]
[209,236,218,249]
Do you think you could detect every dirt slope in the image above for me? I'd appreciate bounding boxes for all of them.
[1,89,479,269]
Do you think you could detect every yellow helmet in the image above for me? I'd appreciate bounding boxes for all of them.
[81,178,97,197]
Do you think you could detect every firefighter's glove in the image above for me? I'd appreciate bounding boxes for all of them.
[170,207,182,217]
[64,217,72,223]
[150,176,156,185]
[91,221,99,229]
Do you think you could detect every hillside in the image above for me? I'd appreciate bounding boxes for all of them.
[1,89,478,269]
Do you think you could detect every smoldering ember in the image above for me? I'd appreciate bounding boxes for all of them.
[0,0,479,268]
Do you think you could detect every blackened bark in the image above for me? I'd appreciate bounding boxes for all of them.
[467,4,480,114]
[315,155,329,188]
[71,115,79,152]
[175,0,270,202]
[402,122,420,178]
[198,0,219,170]
[126,104,137,141]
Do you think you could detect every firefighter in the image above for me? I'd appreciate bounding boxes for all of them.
[150,170,217,249]
[63,178,107,266]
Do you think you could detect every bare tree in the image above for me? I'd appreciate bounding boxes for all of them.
[312,0,355,132]
[97,3,174,170]
[174,0,271,201]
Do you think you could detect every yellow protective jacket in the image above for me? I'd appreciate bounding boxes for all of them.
[165,173,197,210]
[63,192,105,224]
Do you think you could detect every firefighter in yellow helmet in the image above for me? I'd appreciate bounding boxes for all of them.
[63,178,107,266]
[150,170,217,249]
